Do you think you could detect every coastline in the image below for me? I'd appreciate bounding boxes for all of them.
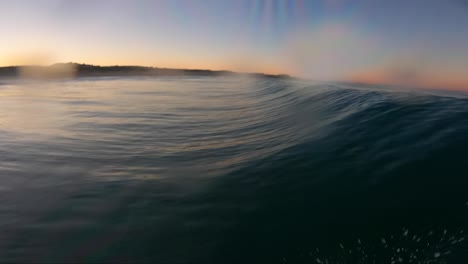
[0,63,292,80]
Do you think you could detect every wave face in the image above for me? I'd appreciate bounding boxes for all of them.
[0,77,467,263]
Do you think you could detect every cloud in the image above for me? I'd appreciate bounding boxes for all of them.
[284,22,382,81]
[283,20,468,90]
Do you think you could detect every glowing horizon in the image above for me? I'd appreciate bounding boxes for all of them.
[1,0,468,89]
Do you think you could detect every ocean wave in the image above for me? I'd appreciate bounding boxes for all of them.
[0,77,467,263]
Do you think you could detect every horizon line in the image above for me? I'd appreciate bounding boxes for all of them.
[1,62,467,91]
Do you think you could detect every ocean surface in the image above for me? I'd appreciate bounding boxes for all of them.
[0,77,467,263]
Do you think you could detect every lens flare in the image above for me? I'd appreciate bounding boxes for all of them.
[245,0,305,36]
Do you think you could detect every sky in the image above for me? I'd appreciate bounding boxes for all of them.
[1,0,468,89]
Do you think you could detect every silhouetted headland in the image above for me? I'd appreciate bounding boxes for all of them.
[0,63,292,80]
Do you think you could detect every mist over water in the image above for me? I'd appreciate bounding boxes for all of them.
[0,77,467,263]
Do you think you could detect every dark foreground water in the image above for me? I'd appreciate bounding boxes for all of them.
[0,77,467,263]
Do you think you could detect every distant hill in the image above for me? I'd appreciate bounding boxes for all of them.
[0,63,291,79]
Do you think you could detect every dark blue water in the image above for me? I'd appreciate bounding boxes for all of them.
[0,77,467,263]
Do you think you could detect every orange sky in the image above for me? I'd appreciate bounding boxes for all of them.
[349,67,468,91]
